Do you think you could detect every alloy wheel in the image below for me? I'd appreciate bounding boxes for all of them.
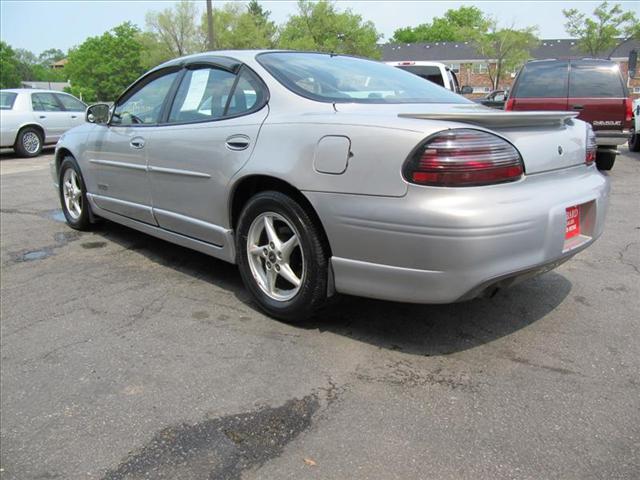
[246,212,305,302]
[62,168,83,220]
[22,131,40,154]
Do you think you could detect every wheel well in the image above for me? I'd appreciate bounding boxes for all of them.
[230,175,333,256]
[16,124,44,144]
[55,148,74,178]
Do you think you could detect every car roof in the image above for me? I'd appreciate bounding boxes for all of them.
[0,88,72,94]
[385,61,447,67]
[524,58,618,66]
[150,49,388,74]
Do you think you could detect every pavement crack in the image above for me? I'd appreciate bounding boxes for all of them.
[618,242,639,275]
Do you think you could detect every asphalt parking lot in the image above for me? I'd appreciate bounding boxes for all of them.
[1,147,639,480]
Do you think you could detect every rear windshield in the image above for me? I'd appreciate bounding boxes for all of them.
[0,92,17,110]
[514,62,568,98]
[396,65,444,87]
[257,52,469,104]
[569,64,625,97]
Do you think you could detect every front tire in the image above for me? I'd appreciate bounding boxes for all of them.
[14,127,43,157]
[596,148,616,171]
[236,191,329,322]
[59,156,93,231]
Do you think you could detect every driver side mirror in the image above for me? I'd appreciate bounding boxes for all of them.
[86,103,111,125]
[460,85,473,95]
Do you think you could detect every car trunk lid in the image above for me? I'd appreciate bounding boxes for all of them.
[397,109,585,174]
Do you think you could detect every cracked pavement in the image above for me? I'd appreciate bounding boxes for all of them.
[0,148,639,479]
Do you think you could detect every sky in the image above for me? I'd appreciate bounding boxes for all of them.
[1,0,639,56]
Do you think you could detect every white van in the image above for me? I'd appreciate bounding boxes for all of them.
[386,61,471,94]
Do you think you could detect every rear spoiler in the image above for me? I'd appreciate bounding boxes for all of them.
[398,111,579,128]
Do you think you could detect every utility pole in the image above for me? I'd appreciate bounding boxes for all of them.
[206,0,214,50]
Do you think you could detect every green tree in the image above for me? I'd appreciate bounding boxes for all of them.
[65,22,145,102]
[38,48,66,66]
[390,6,490,43]
[14,48,38,80]
[199,2,277,50]
[145,0,203,57]
[278,0,381,58]
[0,41,21,88]
[137,31,175,71]
[475,24,539,89]
[563,1,639,57]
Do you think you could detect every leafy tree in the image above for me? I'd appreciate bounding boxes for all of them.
[38,48,66,66]
[390,6,490,43]
[199,2,277,50]
[0,41,21,88]
[65,22,145,102]
[137,31,175,71]
[278,0,381,58]
[13,48,39,80]
[145,0,203,57]
[475,24,539,89]
[563,1,639,57]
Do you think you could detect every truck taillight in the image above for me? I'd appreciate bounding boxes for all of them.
[403,129,523,187]
[625,97,633,123]
[585,124,597,165]
[504,98,515,111]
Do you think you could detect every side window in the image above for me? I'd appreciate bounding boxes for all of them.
[227,68,264,115]
[168,66,265,123]
[32,93,63,112]
[55,93,86,111]
[169,67,236,123]
[112,71,179,126]
[514,62,568,98]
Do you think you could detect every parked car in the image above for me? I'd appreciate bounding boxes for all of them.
[386,60,473,95]
[52,51,609,322]
[629,98,640,152]
[474,89,508,109]
[0,89,86,157]
[505,59,632,170]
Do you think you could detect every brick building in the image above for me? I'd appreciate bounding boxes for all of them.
[382,39,640,99]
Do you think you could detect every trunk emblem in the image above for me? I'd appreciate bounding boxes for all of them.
[558,145,564,156]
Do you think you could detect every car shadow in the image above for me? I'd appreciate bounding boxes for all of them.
[91,219,572,356]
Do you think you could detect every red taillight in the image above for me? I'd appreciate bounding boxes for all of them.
[585,124,597,165]
[505,97,515,111]
[403,129,524,187]
[625,97,633,123]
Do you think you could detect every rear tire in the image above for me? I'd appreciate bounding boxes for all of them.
[14,127,43,157]
[236,191,329,323]
[596,148,616,171]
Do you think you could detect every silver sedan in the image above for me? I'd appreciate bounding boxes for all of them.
[51,51,609,321]
[1,89,86,157]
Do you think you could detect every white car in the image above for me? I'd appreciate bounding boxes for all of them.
[0,89,86,157]
[629,98,640,152]
[385,60,471,95]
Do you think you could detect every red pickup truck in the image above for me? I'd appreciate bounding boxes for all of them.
[506,59,632,170]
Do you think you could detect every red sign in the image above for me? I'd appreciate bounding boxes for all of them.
[565,205,581,239]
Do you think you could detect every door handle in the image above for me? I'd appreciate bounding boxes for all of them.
[225,134,250,151]
[130,138,145,149]
[70,115,78,119]
[39,115,46,119]
[572,104,584,110]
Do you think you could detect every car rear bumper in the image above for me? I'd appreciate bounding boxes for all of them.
[1,128,17,148]
[304,165,610,304]
[595,129,630,146]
